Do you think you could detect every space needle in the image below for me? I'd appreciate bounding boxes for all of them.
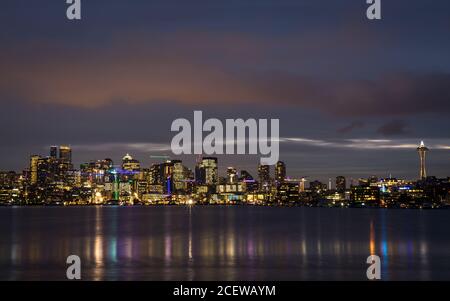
[417,141,429,180]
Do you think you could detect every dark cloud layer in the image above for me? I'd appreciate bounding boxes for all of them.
[2,37,450,117]
[377,120,410,136]
[337,121,365,134]
[2,1,450,117]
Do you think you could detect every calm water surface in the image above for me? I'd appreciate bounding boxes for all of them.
[0,206,449,280]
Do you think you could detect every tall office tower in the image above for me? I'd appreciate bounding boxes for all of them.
[59,145,72,163]
[336,176,346,193]
[139,168,150,181]
[258,164,270,191]
[417,141,429,179]
[97,158,113,170]
[299,177,307,193]
[183,167,194,181]
[183,167,195,193]
[90,158,114,183]
[162,160,174,178]
[30,155,40,185]
[309,180,327,194]
[200,157,218,186]
[37,157,53,186]
[171,160,185,192]
[195,157,218,186]
[275,161,286,183]
[150,163,163,184]
[227,167,237,184]
[160,160,175,194]
[122,153,140,171]
[50,146,58,159]
[195,163,204,184]
[240,170,257,192]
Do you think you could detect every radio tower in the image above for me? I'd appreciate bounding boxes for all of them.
[417,141,429,180]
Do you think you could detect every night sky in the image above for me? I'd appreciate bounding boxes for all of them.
[1,0,450,183]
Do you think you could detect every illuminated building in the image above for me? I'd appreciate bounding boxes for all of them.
[37,157,54,186]
[300,178,307,192]
[195,160,204,184]
[196,157,218,186]
[245,193,267,205]
[97,158,113,170]
[276,182,299,203]
[30,155,40,185]
[58,145,73,172]
[350,186,380,207]
[0,187,20,204]
[183,167,195,193]
[397,186,427,208]
[162,160,174,176]
[217,182,243,194]
[258,164,270,192]
[325,192,347,205]
[138,168,149,182]
[203,157,218,186]
[0,172,21,205]
[135,180,148,198]
[122,153,140,172]
[309,180,327,194]
[150,163,163,185]
[59,145,72,163]
[0,171,18,187]
[192,157,219,202]
[336,176,346,193]
[119,182,132,200]
[358,176,378,187]
[65,170,81,188]
[275,161,286,184]
[417,141,429,179]
[148,184,164,194]
[50,146,58,159]
[162,160,174,194]
[80,158,114,185]
[227,167,237,184]
[240,170,258,192]
[172,160,184,191]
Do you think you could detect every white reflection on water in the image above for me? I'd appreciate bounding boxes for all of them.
[93,206,104,280]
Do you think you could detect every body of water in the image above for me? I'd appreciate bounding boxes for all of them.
[0,206,449,280]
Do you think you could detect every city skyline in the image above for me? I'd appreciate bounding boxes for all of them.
[1,141,448,209]
[0,139,442,185]
[0,138,447,185]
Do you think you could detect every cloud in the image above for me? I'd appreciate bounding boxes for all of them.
[1,32,450,117]
[73,138,450,154]
[377,120,410,136]
[337,121,365,134]
[281,137,450,150]
[71,142,171,153]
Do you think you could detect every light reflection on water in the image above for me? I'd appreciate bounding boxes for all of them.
[0,206,449,280]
